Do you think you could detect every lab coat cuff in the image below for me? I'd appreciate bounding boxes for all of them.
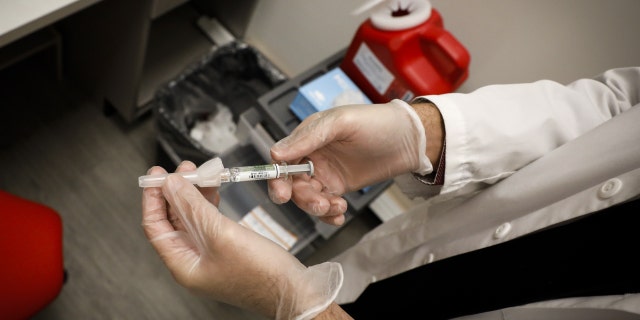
[416,93,472,195]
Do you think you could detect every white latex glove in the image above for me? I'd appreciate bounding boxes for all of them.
[141,161,343,320]
[269,99,432,226]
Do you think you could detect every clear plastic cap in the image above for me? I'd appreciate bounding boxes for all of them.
[139,157,225,188]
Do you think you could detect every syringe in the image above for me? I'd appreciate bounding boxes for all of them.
[138,157,314,188]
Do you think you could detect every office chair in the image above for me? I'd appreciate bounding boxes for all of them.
[0,190,64,319]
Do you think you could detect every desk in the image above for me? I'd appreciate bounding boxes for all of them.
[0,0,100,48]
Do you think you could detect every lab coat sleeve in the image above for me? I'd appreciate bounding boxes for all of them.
[411,67,640,197]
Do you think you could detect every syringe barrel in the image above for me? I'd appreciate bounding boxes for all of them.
[225,161,314,182]
[226,164,279,182]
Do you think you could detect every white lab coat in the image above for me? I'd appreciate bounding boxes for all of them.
[332,67,640,316]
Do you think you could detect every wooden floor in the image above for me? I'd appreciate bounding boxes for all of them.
[0,52,379,319]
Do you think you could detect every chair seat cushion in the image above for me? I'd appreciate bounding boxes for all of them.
[0,190,64,319]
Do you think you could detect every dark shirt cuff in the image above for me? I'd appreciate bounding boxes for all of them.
[413,144,445,185]
[411,97,446,186]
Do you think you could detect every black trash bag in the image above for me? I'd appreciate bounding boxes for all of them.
[153,41,287,166]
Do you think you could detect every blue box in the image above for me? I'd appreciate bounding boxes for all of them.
[290,67,371,121]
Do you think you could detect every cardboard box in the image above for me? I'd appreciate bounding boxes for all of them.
[290,67,371,120]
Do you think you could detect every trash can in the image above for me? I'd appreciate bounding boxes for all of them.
[153,41,287,167]
[151,41,324,259]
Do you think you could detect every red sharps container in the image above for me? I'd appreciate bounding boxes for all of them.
[340,0,470,103]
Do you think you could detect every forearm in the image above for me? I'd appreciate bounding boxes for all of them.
[313,303,353,320]
[410,102,445,172]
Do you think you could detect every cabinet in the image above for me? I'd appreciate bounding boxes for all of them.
[63,0,213,122]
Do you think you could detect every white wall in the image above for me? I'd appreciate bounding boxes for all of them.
[245,0,640,91]
[244,0,369,77]
[432,0,640,92]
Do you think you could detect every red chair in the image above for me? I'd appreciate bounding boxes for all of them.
[0,190,64,320]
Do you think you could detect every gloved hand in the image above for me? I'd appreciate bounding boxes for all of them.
[268,99,432,226]
[141,161,343,320]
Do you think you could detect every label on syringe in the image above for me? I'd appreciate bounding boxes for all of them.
[230,164,279,182]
